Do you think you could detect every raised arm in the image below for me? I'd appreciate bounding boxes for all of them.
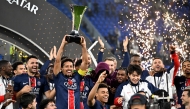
[169,45,180,85]
[78,37,89,76]
[40,47,55,75]
[121,36,130,67]
[97,37,105,63]
[167,45,180,73]
[87,71,107,107]
[167,60,174,73]
[53,35,67,76]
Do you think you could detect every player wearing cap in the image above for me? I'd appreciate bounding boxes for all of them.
[127,93,149,109]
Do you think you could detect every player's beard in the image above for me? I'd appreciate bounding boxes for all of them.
[5,71,13,78]
[152,68,166,75]
[184,69,190,78]
[29,68,38,75]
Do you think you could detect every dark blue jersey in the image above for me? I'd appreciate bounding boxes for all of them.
[40,60,51,75]
[82,77,94,109]
[54,72,83,109]
[89,100,110,109]
[141,70,149,80]
[174,76,186,109]
[13,74,50,109]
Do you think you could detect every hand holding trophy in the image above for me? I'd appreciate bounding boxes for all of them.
[66,5,87,44]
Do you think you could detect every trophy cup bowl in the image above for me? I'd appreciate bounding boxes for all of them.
[66,5,87,44]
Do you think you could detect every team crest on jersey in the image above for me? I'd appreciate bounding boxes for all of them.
[37,81,41,86]
[181,87,185,90]
[161,79,164,82]
[85,86,89,91]
[72,78,76,82]
[141,88,144,91]
[31,87,40,95]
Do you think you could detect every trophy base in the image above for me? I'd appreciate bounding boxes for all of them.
[71,30,79,35]
[66,31,81,44]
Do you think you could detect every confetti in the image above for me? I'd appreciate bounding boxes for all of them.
[120,0,190,68]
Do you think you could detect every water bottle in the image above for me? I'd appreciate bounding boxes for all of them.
[172,86,178,108]
[7,80,13,93]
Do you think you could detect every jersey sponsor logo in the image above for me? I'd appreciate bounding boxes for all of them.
[81,91,87,99]
[81,86,89,99]
[31,87,40,94]
[180,82,184,84]
[64,78,77,90]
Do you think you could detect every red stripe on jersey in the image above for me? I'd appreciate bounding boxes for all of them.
[30,77,36,87]
[80,102,84,109]
[68,90,75,109]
